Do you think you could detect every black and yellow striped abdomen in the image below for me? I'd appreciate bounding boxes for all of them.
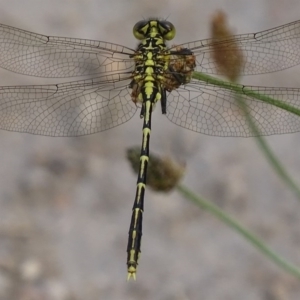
[127,20,173,280]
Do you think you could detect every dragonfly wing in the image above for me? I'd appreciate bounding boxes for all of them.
[0,73,137,136]
[166,79,300,137]
[0,23,135,77]
[175,20,300,75]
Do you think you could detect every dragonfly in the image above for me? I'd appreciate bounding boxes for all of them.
[1,18,300,280]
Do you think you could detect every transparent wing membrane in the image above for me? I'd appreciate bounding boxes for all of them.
[2,20,300,80]
[0,23,135,77]
[176,20,300,75]
[166,80,300,137]
[0,20,300,137]
[0,75,136,136]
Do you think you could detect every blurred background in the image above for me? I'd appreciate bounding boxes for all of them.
[0,0,300,299]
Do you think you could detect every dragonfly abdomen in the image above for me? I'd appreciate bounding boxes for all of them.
[127,78,163,280]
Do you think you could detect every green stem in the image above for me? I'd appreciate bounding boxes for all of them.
[193,72,300,116]
[177,184,300,279]
[192,71,300,200]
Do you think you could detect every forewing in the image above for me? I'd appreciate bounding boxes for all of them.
[0,23,135,77]
[0,73,137,136]
[174,20,300,75]
[166,79,300,137]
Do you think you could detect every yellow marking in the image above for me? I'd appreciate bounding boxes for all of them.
[145,60,154,66]
[136,182,146,201]
[157,74,164,81]
[131,229,137,241]
[139,155,149,175]
[135,54,143,59]
[133,209,140,227]
[129,231,137,249]
[145,88,153,99]
[144,81,154,98]
[138,93,143,102]
[142,127,151,149]
[156,92,161,101]
[140,154,149,162]
[145,81,154,87]
[155,39,163,45]
[137,182,146,190]
[129,250,136,262]
[145,67,153,74]
[127,248,138,281]
[141,24,149,35]
[144,45,153,50]
[145,75,155,81]
[147,41,154,49]
[127,266,137,281]
[143,101,152,123]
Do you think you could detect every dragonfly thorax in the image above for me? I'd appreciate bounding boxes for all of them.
[130,37,170,109]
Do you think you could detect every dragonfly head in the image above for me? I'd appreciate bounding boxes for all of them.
[133,19,176,41]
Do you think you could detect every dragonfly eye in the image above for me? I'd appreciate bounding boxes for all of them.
[159,21,176,40]
[133,20,149,40]
[133,20,176,41]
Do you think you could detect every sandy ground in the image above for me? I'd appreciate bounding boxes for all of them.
[0,0,299,299]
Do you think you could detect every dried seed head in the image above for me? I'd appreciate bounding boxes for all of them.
[210,10,244,82]
[127,147,185,192]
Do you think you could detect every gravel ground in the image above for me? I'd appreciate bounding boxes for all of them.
[0,0,299,299]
